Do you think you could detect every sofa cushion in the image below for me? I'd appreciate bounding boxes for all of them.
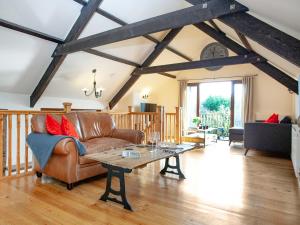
[61,115,79,139]
[79,137,131,164]
[45,114,63,135]
[77,112,115,141]
[31,113,83,140]
[264,113,279,124]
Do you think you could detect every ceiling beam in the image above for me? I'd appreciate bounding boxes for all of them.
[158,72,177,79]
[84,49,139,67]
[55,0,248,56]
[109,28,183,109]
[0,18,141,68]
[134,54,264,74]
[208,20,223,33]
[0,13,174,81]
[72,0,192,61]
[219,12,300,67]
[235,30,253,51]
[0,18,64,44]
[30,0,103,107]
[195,22,298,94]
[186,0,300,67]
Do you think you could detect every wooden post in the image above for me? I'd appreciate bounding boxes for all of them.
[128,106,132,129]
[8,115,12,176]
[156,106,165,141]
[0,115,3,177]
[175,107,180,144]
[179,107,182,143]
[0,113,7,177]
[63,102,72,113]
[16,114,21,175]
[25,114,29,173]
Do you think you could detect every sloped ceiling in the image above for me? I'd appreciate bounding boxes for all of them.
[0,0,299,106]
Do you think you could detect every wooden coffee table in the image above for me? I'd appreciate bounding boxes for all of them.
[84,144,195,210]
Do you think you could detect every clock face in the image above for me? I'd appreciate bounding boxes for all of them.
[200,42,229,71]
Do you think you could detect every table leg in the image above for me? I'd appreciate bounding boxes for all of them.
[160,155,186,179]
[100,163,133,211]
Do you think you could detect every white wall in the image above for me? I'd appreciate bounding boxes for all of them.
[0,91,106,110]
[295,75,300,119]
[111,75,179,113]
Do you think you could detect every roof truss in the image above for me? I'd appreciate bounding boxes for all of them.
[0,18,143,68]
[1,0,298,108]
[54,0,247,56]
[0,18,64,44]
[133,54,265,75]
[187,0,300,67]
[73,0,193,62]
[109,28,183,109]
[195,22,298,93]
[29,0,104,107]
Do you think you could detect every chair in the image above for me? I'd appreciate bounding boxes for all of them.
[229,127,244,145]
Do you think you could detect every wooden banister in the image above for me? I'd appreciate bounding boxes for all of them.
[0,115,3,177]
[0,104,184,180]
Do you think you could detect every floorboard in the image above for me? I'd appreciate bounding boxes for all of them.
[1,142,299,225]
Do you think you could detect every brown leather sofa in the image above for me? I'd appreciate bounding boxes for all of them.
[31,112,144,190]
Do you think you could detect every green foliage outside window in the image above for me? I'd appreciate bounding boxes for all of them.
[200,96,231,137]
[202,96,230,112]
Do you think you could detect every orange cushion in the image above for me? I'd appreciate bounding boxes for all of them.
[61,115,79,139]
[45,114,63,135]
[264,113,279,124]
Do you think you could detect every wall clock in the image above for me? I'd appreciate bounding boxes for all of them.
[200,42,229,71]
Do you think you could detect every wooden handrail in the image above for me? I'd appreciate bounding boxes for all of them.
[0,104,183,180]
[0,110,65,115]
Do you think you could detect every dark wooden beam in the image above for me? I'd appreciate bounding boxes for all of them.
[195,22,298,94]
[134,54,264,74]
[84,49,139,67]
[185,0,209,5]
[30,0,103,107]
[73,0,193,61]
[0,18,64,44]
[208,20,223,33]
[235,30,253,51]
[157,72,177,79]
[0,18,137,68]
[55,0,247,55]
[219,12,300,67]
[109,28,183,109]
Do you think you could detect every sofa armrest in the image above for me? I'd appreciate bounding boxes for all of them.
[111,129,144,144]
[53,138,76,155]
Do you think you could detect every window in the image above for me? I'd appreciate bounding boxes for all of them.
[187,84,199,127]
[233,83,243,127]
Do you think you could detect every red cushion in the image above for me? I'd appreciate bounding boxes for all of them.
[45,114,63,135]
[264,113,279,124]
[61,115,79,139]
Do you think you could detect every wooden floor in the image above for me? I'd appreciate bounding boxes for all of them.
[1,142,300,225]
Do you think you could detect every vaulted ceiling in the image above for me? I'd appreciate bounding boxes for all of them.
[0,0,299,108]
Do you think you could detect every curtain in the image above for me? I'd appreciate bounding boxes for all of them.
[242,76,254,123]
[179,80,188,130]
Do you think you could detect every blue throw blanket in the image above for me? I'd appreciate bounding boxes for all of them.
[27,133,86,170]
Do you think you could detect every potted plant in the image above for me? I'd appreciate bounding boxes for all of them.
[192,117,201,128]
